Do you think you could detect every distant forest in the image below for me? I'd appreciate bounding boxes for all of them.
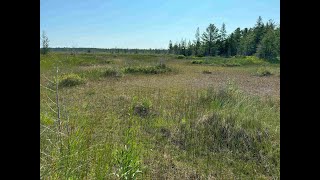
[168,16,280,61]
[49,47,168,54]
[45,16,279,61]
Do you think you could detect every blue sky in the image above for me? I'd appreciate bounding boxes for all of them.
[40,0,279,49]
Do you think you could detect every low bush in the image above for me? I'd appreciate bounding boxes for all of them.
[177,55,185,59]
[123,64,171,74]
[58,73,85,87]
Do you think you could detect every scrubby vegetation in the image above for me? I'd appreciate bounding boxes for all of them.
[123,64,172,74]
[41,53,279,179]
[256,67,273,76]
[58,73,85,87]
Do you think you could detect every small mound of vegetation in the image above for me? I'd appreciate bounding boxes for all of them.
[256,67,273,76]
[58,73,85,87]
[177,55,185,59]
[192,60,204,64]
[132,97,152,118]
[222,62,241,67]
[202,70,212,74]
[169,85,279,176]
[191,56,267,67]
[101,59,113,64]
[123,64,171,74]
[80,67,123,80]
[102,68,123,77]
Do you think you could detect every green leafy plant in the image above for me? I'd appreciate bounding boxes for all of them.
[112,130,142,179]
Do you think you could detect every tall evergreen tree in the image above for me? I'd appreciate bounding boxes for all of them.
[168,40,173,54]
[218,23,227,56]
[253,16,265,50]
[220,23,227,41]
[41,31,50,55]
[187,40,192,56]
[201,24,219,56]
[275,26,280,58]
[173,42,179,54]
[194,27,201,56]
[256,29,278,61]
[233,28,242,54]
[238,30,256,56]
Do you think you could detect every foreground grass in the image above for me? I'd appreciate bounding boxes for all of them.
[40,53,279,179]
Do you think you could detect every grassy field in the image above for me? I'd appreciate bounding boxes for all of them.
[40,53,280,179]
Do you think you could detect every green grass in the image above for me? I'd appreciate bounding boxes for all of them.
[255,66,273,76]
[40,53,279,179]
[57,73,85,87]
[123,64,172,74]
[191,56,268,67]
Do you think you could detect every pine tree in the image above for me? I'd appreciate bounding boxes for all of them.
[238,30,256,56]
[218,23,227,56]
[256,29,278,61]
[253,16,265,50]
[173,42,179,55]
[201,24,219,56]
[187,40,192,56]
[194,27,201,56]
[168,40,173,54]
[41,31,50,55]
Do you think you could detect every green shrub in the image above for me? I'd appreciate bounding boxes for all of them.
[256,67,273,76]
[191,60,204,64]
[132,97,152,117]
[202,70,212,74]
[223,62,241,67]
[123,64,171,74]
[177,55,185,59]
[58,74,85,87]
[103,68,122,77]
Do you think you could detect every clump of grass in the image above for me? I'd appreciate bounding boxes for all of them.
[123,64,171,74]
[40,112,54,125]
[256,67,273,76]
[177,55,185,59]
[132,97,152,117]
[192,60,204,64]
[202,70,212,74]
[223,62,241,67]
[193,113,269,155]
[112,144,142,179]
[101,59,113,64]
[112,129,142,179]
[58,73,85,87]
[102,67,123,77]
[169,85,279,177]
[80,67,123,80]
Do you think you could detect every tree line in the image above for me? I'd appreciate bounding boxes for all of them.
[41,16,279,60]
[47,47,168,54]
[168,16,280,61]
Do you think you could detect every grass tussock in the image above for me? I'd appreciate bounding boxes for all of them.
[202,70,212,74]
[102,67,123,77]
[58,73,85,87]
[176,55,185,59]
[256,67,273,76]
[191,56,267,67]
[123,64,171,74]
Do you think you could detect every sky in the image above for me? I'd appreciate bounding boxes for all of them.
[40,0,280,49]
